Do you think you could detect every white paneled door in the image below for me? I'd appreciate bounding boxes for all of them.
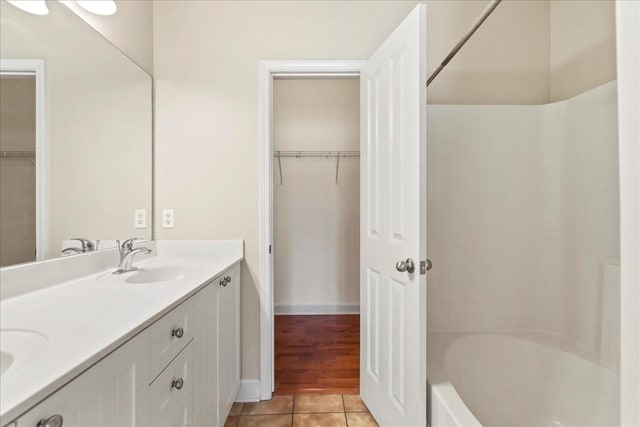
[360,4,427,426]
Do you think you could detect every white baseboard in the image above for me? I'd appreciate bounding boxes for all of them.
[275,304,360,315]
[235,379,261,402]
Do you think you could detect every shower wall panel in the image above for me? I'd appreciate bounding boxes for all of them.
[427,81,619,366]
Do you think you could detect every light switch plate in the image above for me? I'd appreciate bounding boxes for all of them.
[135,209,146,229]
[163,209,175,228]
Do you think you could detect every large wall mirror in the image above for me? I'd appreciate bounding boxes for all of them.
[0,0,152,267]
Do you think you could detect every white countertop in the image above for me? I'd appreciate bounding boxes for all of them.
[0,240,243,424]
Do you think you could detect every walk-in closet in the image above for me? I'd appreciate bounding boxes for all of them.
[0,75,36,267]
[272,77,360,394]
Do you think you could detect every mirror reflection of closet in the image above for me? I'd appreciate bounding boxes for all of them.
[0,75,36,267]
[0,0,153,267]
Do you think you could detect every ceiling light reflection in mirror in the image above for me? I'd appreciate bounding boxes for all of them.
[5,0,48,15]
[74,0,117,16]
[5,0,118,16]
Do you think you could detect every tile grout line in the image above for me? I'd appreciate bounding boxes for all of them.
[342,394,349,426]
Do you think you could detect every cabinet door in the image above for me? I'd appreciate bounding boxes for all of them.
[193,280,218,427]
[148,343,194,427]
[17,335,147,427]
[217,263,241,425]
[193,263,241,427]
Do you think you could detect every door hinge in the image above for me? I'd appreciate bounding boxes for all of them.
[420,259,433,275]
[269,244,272,254]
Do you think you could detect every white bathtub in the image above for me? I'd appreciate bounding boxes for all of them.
[427,332,620,427]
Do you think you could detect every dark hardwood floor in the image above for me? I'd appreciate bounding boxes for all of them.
[274,314,360,395]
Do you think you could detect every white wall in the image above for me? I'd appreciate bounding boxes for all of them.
[273,79,360,314]
[153,0,558,383]
[61,0,154,74]
[427,82,620,367]
[427,0,550,104]
[550,0,616,102]
[428,0,618,104]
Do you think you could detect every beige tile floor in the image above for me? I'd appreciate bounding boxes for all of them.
[224,395,379,427]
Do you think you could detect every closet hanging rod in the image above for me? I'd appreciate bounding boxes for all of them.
[274,150,360,158]
[0,151,35,158]
[274,150,359,185]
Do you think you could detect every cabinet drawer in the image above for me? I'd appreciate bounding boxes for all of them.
[148,342,194,427]
[147,298,194,382]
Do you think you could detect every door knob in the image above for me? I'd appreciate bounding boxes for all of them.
[395,258,415,273]
[36,415,63,427]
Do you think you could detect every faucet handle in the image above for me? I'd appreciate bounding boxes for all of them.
[70,238,95,252]
[121,238,142,252]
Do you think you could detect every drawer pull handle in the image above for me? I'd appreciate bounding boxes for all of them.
[171,378,184,390]
[220,278,227,287]
[225,276,231,284]
[36,415,64,427]
[172,327,184,338]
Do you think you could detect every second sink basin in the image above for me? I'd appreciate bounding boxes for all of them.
[124,266,187,284]
[0,329,48,378]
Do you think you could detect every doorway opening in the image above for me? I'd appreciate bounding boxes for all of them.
[272,76,361,395]
[258,60,364,401]
[258,9,428,420]
[0,59,46,265]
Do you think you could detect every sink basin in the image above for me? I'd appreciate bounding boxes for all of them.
[124,266,187,284]
[0,329,48,377]
[0,351,14,376]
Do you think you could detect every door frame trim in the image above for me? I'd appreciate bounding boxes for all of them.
[258,60,364,400]
[616,0,640,423]
[0,59,47,261]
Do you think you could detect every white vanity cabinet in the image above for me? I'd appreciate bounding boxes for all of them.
[10,262,241,427]
[194,263,241,427]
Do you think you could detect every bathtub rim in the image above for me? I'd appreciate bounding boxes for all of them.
[427,331,621,427]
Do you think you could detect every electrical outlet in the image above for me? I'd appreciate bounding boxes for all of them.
[163,209,175,228]
[134,209,146,229]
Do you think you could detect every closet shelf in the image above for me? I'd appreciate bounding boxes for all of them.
[0,151,35,158]
[0,151,36,166]
[274,150,359,158]
[274,150,360,185]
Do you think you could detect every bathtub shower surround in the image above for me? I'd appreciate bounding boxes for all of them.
[427,81,619,365]
[427,81,620,425]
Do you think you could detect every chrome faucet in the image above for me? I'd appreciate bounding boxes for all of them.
[71,238,96,252]
[61,238,99,256]
[113,238,151,274]
[62,247,83,256]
